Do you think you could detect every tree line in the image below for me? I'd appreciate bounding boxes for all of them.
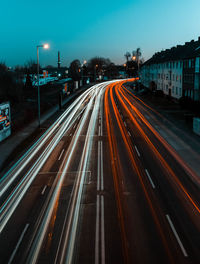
[0,50,143,104]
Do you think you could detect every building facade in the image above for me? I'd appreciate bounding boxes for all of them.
[140,37,200,101]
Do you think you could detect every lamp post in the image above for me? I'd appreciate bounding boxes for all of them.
[123,63,127,78]
[94,64,98,83]
[81,60,87,85]
[36,44,49,127]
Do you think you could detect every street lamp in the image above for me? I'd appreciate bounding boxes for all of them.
[36,43,49,127]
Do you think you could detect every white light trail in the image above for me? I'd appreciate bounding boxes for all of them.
[26,81,118,264]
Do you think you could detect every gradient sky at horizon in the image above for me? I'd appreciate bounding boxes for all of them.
[0,0,200,67]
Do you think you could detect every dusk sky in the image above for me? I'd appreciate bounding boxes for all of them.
[1,0,200,67]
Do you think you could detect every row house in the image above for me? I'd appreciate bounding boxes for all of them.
[140,37,200,101]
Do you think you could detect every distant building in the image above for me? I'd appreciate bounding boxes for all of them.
[140,37,200,101]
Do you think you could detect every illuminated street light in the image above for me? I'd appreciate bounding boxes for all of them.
[132,56,136,61]
[37,43,49,127]
[43,44,49,49]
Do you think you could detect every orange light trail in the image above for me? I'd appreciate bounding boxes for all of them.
[122,85,200,187]
[115,83,200,216]
[104,82,130,264]
[105,81,174,263]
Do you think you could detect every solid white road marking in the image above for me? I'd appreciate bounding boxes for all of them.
[58,149,65,161]
[8,223,29,264]
[166,214,188,257]
[101,112,103,136]
[95,195,100,264]
[100,142,104,191]
[101,195,105,264]
[41,185,47,195]
[134,145,141,157]
[98,125,101,136]
[97,142,100,191]
[145,169,156,189]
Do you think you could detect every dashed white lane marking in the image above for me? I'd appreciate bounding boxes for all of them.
[8,223,29,264]
[124,121,127,127]
[98,125,101,136]
[166,214,188,257]
[145,169,156,189]
[128,131,131,137]
[134,145,141,157]
[58,149,65,161]
[41,185,47,195]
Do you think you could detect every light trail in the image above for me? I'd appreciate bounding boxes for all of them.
[0,85,100,197]
[25,81,119,264]
[105,82,175,263]
[105,82,130,264]
[0,84,108,234]
[122,85,200,185]
[117,85,200,215]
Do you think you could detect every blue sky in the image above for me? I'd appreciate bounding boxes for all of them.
[0,0,200,67]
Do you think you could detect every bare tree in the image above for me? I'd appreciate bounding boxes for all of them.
[132,48,142,74]
[25,59,40,74]
[69,59,81,81]
[124,52,131,62]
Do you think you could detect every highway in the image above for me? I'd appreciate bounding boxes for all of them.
[0,80,200,263]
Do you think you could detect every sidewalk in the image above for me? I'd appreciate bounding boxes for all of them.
[0,85,90,172]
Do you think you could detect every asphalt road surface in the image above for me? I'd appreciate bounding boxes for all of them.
[0,80,200,264]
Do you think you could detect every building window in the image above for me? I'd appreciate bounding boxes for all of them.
[180,75,181,83]
[191,58,195,68]
[179,88,182,97]
[176,87,178,95]
[172,86,175,94]
[176,75,178,81]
